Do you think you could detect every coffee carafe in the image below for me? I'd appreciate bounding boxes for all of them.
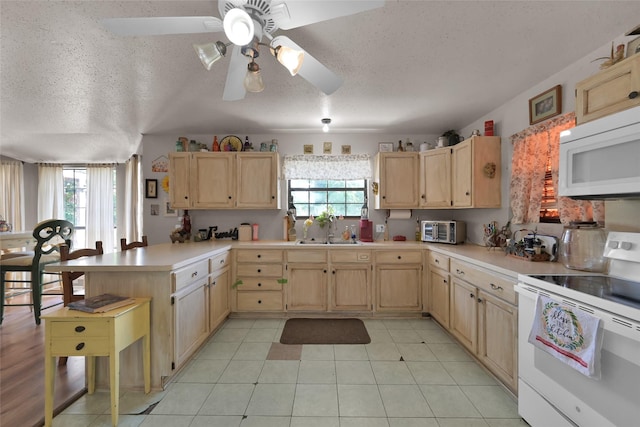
[559,221,607,272]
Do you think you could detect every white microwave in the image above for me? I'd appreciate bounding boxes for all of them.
[559,106,640,200]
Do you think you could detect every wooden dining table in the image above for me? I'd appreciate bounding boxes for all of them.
[0,231,35,252]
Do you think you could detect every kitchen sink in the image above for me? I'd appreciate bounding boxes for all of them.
[295,240,362,245]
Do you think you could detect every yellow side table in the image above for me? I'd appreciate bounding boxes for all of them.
[42,298,151,427]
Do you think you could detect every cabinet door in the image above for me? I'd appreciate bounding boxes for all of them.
[429,268,450,328]
[478,290,518,393]
[576,54,640,124]
[420,149,452,208]
[236,153,280,209]
[169,153,191,209]
[452,141,472,207]
[173,279,208,368]
[191,153,235,208]
[376,265,422,311]
[288,264,327,311]
[449,277,477,352]
[375,153,420,208]
[209,266,230,331]
[331,264,370,311]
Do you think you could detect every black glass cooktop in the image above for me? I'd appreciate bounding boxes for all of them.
[530,275,640,310]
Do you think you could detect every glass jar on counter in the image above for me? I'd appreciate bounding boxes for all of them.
[559,221,607,272]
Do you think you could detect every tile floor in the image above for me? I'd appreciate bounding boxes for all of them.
[54,317,527,427]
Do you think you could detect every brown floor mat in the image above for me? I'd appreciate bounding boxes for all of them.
[279,318,371,345]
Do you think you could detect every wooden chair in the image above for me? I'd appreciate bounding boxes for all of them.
[58,240,103,365]
[60,241,103,306]
[120,235,148,251]
[0,219,74,325]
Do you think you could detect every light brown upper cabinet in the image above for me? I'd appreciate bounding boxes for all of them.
[374,152,420,209]
[451,136,501,208]
[169,152,280,209]
[576,54,640,125]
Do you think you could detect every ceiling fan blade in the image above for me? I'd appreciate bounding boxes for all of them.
[223,45,248,101]
[102,16,223,36]
[272,36,343,95]
[272,0,384,30]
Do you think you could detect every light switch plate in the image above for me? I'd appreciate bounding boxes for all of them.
[376,224,385,233]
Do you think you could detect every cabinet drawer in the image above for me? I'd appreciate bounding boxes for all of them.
[236,263,283,278]
[239,277,283,291]
[210,251,230,272]
[428,251,450,271]
[48,321,110,338]
[50,337,110,356]
[173,259,209,292]
[450,259,516,305]
[330,250,371,263]
[237,291,283,311]
[375,250,422,264]
[287,250,327,263]
[236,250,283,263]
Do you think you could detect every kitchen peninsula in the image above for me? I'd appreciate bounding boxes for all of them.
[47,240,573,393]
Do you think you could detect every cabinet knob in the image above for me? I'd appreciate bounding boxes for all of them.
[271,196,275,199]
[212,280,217,286]
[228,196,232,199]
[477,298,483,303]
[257,269,261,273]
[435,259,439,263]
[397,255,402,259]
[258,283,262,287]
[258,300,262,304]
[382,196,386,199]
[184,196,188,200]
[332,270,336,274]
[443,279,447,283]
[323,269,327,273]
[465,191,470,196]
[74,326,86,333]
[75,342,85,351]
[421,194,426,199]
[629,91,639,99]
[257,254,262,258]
[469,293,475,298]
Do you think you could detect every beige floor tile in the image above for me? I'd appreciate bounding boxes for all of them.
[367,328,394,343]
[266,342,302,360]
[52,414,100,427]
[442,362,498,386]
[339,417,390,427]
[244,328,278,342]
[196,341,241,360]
[198,383,255,416]
[334,344,369,360]
[213,328,250,342]
[292,384,339,417]
[298,360,336,383]
[362,319,388,330]
[337,384,386,417]
[427,343,473,362]
[251,319,284,329]
[290,416,340,427]
[388,418,440,427]
[151,383,213,415]
[301,344,335,360]
[383,319,414,330]
[406,319,441,331]
[389,329,424,343]
[224,319,256,329]
[232,342,272,360]
[365,343,401,361]
[176,358,229,383]
[189,415,243,427]
[484,419,530,427]
[460,386,518,418]
[239,416,292,427]
[371,361,415,384]
[62,391,111,415]
[258,360,300,383]
[139,414,195,426]
[406,361,456,385]
[219,360,264,383]
[336,361,376,384]
[418,385,481,418]
[396,343,438,361]
[435,419,490,427]
[87,414,147,426]
[246,383,296,416]
[379,384,433,418]
[417,328,455,344]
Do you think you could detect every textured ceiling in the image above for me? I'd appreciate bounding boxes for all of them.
[1,1,640,163]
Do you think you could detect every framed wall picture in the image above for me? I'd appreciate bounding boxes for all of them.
[164,199,177,217]
[341,145,351,154]
[303,144,314,154]
[378,142,394,152]
[323,142,332,154]
[145,179,158,198]
[627,36,640,58]
[529,85,562,125]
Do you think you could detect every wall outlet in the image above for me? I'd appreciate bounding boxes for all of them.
[376,224,386,233]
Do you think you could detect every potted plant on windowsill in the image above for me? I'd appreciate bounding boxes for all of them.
[315,206,336,228]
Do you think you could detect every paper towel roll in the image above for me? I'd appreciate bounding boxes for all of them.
[387,210,412,219]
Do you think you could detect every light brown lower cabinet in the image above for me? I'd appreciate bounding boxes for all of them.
[287,250,328,311]
[428,252,451,328]
[233,249,284,312]
[375,250,423,312]
[330,250,372,311]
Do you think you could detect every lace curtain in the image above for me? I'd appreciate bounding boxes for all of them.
[86,164,115,252]
[0,160,25,230]
[37,163,64,222]
[510,112,604,225]
[283,154,371,180]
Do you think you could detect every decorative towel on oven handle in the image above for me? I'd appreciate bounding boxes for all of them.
[528,294,604,379]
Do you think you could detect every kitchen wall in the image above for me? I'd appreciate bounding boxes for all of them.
[142,32,640,246]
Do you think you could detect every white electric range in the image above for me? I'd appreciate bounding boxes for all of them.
[516,231,640,427]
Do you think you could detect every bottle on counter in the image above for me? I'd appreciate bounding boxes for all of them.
[244,136,251,151]
[361,193,369,220]
[270,139,278,152]
[397,140,404,152]
[212,136,220,152]
[415,219,421,241]
[182,210,191,234]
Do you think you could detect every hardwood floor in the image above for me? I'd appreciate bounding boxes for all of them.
[1,295,86,427]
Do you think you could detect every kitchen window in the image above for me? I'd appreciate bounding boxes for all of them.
[282,153,372,218]
[288,179,366,218]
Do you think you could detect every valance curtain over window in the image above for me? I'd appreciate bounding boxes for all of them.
[509,112,604,225]
[283,154,371,180]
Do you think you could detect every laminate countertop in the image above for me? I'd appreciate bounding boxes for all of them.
[46,239,575,279]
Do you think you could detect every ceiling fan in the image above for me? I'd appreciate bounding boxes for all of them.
[102,0,384,101]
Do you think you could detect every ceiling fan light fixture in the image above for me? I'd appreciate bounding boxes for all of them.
[244,61,265,93]
[193,41,227,70]
[322,118,331,133]
[272,45,304,76]
[223,8,255,46]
